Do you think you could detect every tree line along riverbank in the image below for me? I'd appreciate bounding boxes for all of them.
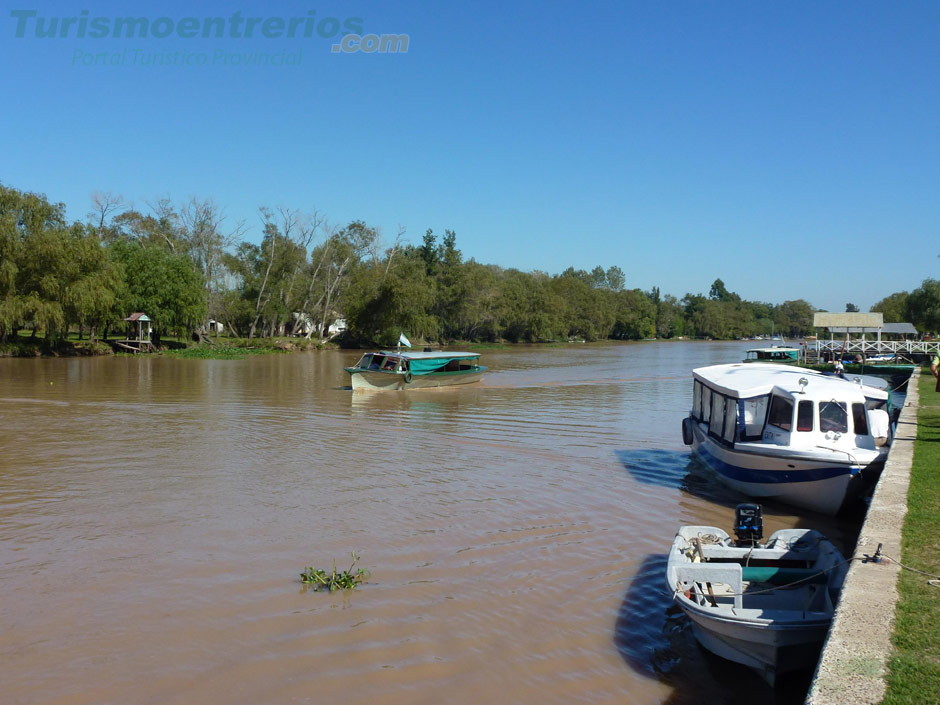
[2,182,933,352]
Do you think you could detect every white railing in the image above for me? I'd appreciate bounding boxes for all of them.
[807,340,939,357]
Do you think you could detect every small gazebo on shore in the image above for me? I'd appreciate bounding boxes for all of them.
[116,312,154,353]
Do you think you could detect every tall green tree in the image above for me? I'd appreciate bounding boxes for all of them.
[907,280,940,334]
[63,227,124,341]
[871,291,909,323]
[108,240,206,340]
[0,185,77,341]
[772,299,815,337]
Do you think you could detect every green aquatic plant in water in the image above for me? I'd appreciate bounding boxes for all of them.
[300,553,370,591]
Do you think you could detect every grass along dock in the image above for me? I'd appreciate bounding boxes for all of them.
[807,368,940,704]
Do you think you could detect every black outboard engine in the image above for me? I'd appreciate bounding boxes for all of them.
[734,503,763,546]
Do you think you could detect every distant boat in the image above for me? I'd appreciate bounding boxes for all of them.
[680,363,892,514]
[345,350,486,390]
[743,346,802,363]
[666,504,849,685]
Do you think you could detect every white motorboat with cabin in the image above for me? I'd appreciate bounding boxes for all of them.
[680,363,892,514]
[345,350,486,390]
[666,504,849,684]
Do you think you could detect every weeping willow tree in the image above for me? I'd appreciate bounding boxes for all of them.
[0,184,123,343]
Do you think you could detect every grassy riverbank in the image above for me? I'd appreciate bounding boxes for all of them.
[882,370,940,703]
[0,334,113,357]
[0,331,326,359]
[160,337,322,359]
[0,334,628,358]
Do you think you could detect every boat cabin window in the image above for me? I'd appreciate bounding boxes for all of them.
[710,390,725,433]
[382,357,398,371]
[767,395,794,432]
[852,403,869,435]
[370,356,384,370]
[741,396,768,440]
[722,397,737,443]
[698,386,738,445]
[865,397,887,411]
[693,381,702,419]
[819,400,848,433]
[797,400,814,432]
[356,354,373,368]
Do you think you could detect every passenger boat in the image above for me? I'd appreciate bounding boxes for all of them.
[666,504,848,685]
[680,363,892,514]
[345,350,486,390]
[743,346,802,363]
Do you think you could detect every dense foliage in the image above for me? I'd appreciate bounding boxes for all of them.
[873,285,940,335]
[8,181,924,347]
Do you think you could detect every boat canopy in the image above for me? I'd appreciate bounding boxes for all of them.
[692,363,888,402]
[378,350,480,375]
[744,347,801,362]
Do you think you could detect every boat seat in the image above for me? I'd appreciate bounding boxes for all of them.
[741,567,826,585]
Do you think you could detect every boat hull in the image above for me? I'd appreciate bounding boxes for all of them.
[347,368,485,391]
[681,604,829,685]
[689,419,882,514]
[666,526,847,685]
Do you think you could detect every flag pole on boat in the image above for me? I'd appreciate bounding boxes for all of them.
[398,332,411,353]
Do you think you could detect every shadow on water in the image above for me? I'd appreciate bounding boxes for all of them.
[615,449,867,547]
[614,449,751,509]
[614,554,815,705]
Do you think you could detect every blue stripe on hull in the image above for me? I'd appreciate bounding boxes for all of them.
[688,421,868,514]
[694,442,856,485]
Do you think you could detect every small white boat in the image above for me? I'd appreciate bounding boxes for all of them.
[666,505,848,684]
[681,363,892,514]
[345,350,486,390]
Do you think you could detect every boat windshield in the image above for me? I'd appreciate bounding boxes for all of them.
[820,400,848,433]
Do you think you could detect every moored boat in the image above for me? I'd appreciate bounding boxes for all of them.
[665,504,849,685]
[681,363,892,514]
[743,346,802,363]
[345,350,486,390]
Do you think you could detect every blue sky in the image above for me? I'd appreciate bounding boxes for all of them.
[2,1,938,311]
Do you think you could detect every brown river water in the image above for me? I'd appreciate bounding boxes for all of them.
[0,342,860,705]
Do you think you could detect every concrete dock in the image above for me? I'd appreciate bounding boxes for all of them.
[806,369,920,705]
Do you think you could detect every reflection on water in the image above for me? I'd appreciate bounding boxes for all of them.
[0,342,861,705]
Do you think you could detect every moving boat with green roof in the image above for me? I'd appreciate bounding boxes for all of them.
[345,350,486,390]
[743,345,802,363]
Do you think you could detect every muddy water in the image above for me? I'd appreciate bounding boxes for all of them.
[0,342,857,705]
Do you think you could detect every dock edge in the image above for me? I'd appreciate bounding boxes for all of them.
[805,368,920,705]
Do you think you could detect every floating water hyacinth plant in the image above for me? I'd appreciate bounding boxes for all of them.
[300,553,370,591]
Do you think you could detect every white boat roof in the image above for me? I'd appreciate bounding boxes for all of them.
[377,350,479,360]
[692,363,888,400]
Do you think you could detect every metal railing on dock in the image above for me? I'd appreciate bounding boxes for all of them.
[806,340,937,364]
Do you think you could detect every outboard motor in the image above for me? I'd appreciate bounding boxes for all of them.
[734,503,763,546]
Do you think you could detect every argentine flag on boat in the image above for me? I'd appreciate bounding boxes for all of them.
[399,333,412,348]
